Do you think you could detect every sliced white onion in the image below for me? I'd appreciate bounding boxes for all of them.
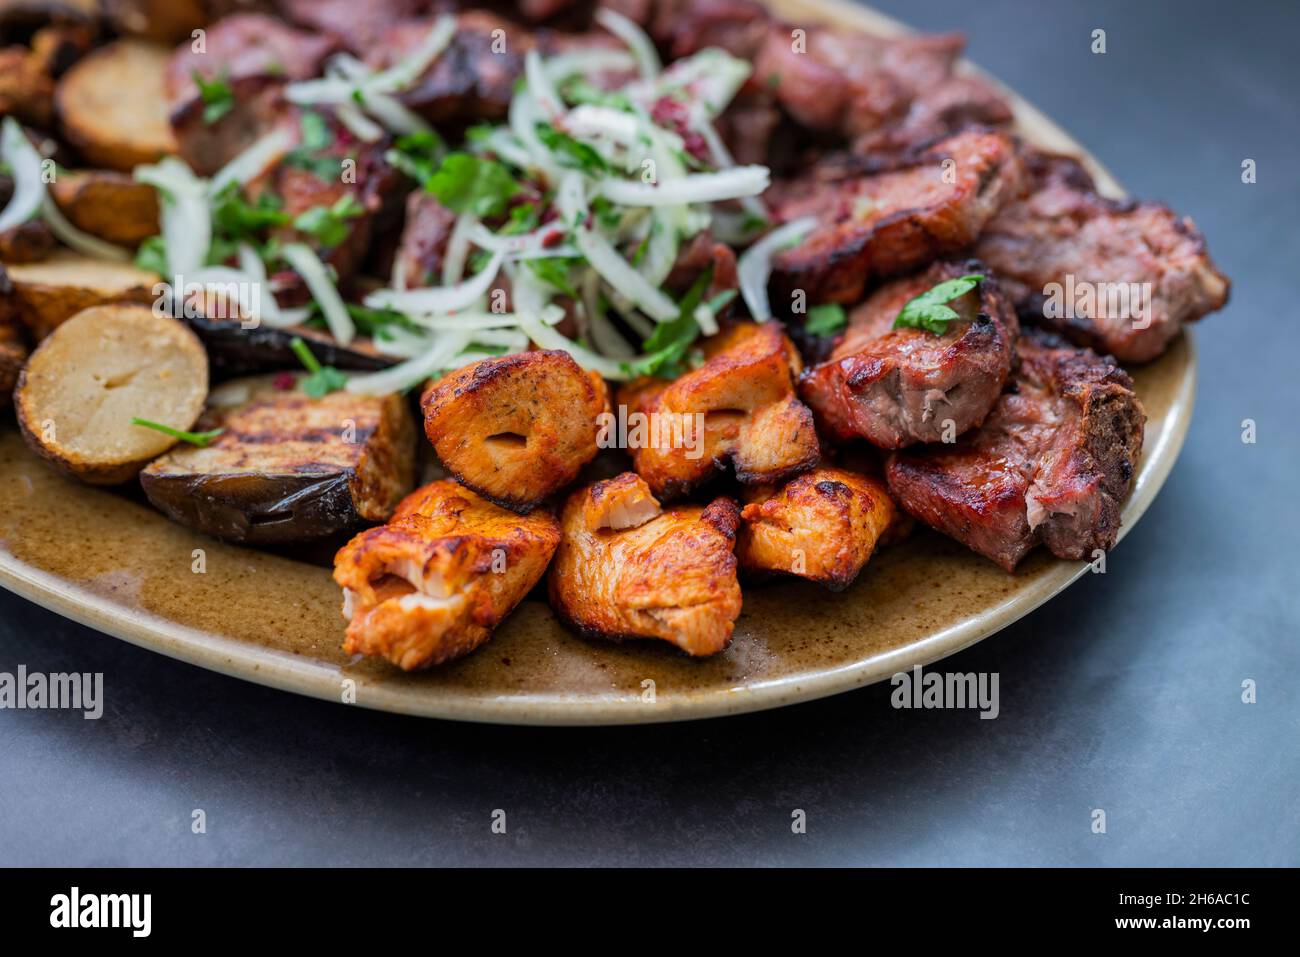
[470,127,535,172]
[516,308,630,380]
[346,331,471,395]
[564,104,641,147]
[544,49,637,83]
[635,211,679,289]
[366,15,456,95]
[574,226,677,323]
[737,217,817,322]
[136,157,210,277]
[356,91,430,135]
[599,165,769,207]
[41,199,130,261]
[0,118,43,233]
[524,48,564,120]
[281,242,356,345]
[508,86,564,184]
[442,212,478,286]
[595,8,661,80]
[555,170,588,226]
[588,311,636,358]
[411,309,554,332]
[365,250,504,314]
[334,100,384,142]
[468,222,565,256]
[693,302,719,336]
[648,48,750,116]
[209,128,292,194]
[235,243,301,328]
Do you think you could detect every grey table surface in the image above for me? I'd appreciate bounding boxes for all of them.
[2,0,1297,867]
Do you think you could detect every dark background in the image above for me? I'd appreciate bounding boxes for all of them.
[2,0,1297,866]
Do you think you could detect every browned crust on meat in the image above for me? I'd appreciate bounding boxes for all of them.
[737,467,901,590]
[0,219,55,263]
[800,260,1019,447]
[421,349,610,513]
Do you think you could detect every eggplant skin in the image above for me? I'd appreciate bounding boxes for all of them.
[185,314,396,377]
[140,376,416,544]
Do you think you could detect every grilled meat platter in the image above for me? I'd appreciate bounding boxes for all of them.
[0,0,1228,673]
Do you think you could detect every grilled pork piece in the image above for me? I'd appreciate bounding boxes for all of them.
[799,261,1019,448]
[166,13,339,175]
[886,330,1146,571]
[852,75,1013,156]
[421,349,611,513]
[769,127,1023,305]
[738,467,901,590]
[975,152,1230,362]
[617,321,820,500]
[600,0,771,60]
[334,479,561,670]
[548,472,743,656]
[141,374,416,544]
[279,0,427,53]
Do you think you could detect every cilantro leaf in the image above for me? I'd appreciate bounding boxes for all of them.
[131,417,224,447]
[621,268,710,379]
[426,152,519,218]
[892,273,984,334]
[193,70,234,124]
[289,336,348,398]
[211,182,290,241]
[134,235,168,275]
[805,303,847,336]
[292,193,364,248]
[385,130,446,185]
[534,122,608,175]
[525,256,582,299]
[283,111,342,180]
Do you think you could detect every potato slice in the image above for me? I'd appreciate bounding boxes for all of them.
[48,170,160,245]
[15,303,208,484]
[55,39,177,171]
[3,249,159,340]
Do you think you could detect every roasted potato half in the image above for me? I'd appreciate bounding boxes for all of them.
[55,39,177,170]
[140,375,416,545]
[15,304,209,484]
[421,349,610,513]
[48,170,160,245]
[2,249,159,339]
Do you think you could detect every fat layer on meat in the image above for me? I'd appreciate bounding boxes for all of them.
[885,329,1146,571]
[769,127,1023,305]
[799,260,1019,448]
[617,321,819,499]
[548,472,743,656]
[334,479,561,669]
[738,466,901,590]
[975,151,1229,362]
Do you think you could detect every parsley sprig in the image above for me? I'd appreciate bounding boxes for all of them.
[290,337,348,398]
[892,274,984,334]
[193,70,234,124]
[131,418,224,447]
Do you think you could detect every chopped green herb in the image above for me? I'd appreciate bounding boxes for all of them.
[283,111,342,180]
[305,302,420,338]
[385,130,446,185]
[131,417,224,447]
[426,152,519,219]
[501,202,540,235]
[193,70,234,124]
[289,336,348,398]
[534,122,608,175]
[134,235,168,275]
[292,193,364,248]
[211,182,290,240]
[703,289,737,315]
[805,303,847,336]
[525,256,582,299]
[590,195,622,230]
[892,273,984,334]
[622,268,711,379]
[559,77,635,112]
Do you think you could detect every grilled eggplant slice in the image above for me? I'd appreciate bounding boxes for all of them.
[184,314,398,376]
[421,349,610,513]
[55,39,177,170]
[548,472,743,658]
[334,479,562,670]
[15,304,208,484]
[2,249,158,340]
[140,375,416,545]
[48,169,160,246]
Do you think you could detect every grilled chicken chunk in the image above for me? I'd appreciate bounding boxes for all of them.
[617,321,820,500]
[141,375,415,544]
[975,151,1230,362]
[334,479,561,670]
[768,127,1023,305]
[886,330,1146,571]
[548,473,743,656]
[738,467,901,590]
[422,349,611,513]
[800,260,1019,448]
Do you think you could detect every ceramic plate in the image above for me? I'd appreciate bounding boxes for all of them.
[0,0,1195,724]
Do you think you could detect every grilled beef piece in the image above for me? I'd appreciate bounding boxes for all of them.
[853,74,1013,157]
[392,192,459,290]
[800,260,1019,448]
[600,0,770,60]
[975,151,1230,362]
[768,127,1023,305]
[278,0,432,54]
[166,13,339,175]
[885,329,1145,571]
[755,21,962,139]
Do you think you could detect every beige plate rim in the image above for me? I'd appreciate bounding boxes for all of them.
[0,0,1197,724]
